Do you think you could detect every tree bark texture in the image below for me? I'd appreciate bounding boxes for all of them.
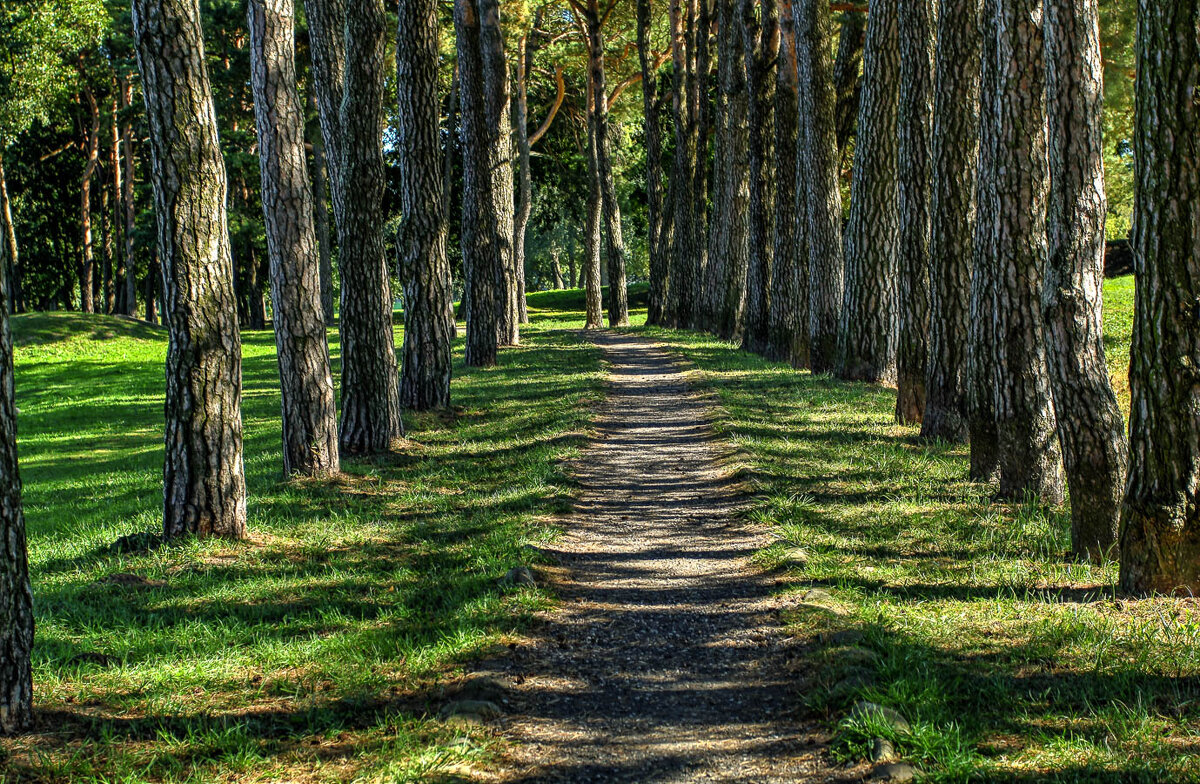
[795,0,843,374]
[688,0,712,332]
[480,0,518,347]
[337,0,404,454]
[0,242,32,735]
[397,0,454,411]
[80,86,100,314]
[639,0,667,326]
[968,0,1001,481]
[838,0,899,383]
[584,79,605,330]
[832,9,866,157]
[666,0,699,328]
[248,0,340,477]
[307,89,335,325]
[456,0,500,365]
[991,0,1064,504]
[767,0,807,367]
[131,0,248,539]
[1043,0,1127,559]
[740,0,778,356]
[921,0,981,443]
[301,0,345,202]
[895,0,935,423]
[1118,0,1200,595]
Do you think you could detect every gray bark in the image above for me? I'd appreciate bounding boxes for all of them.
[639,0,667,326]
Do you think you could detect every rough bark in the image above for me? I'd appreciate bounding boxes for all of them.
[131,0,248,539]
[921,0,981,443]
[583,78,605,330]
[665,0,697,328]
[688,0,711,332]
[585,0,630,328]
[307,90,335,325]
[301,0,345,201]
[895,0,935,423]
[480,0,518,347]
[1117,0,1200,594]
[1042,0,1127,559]
[337,0,404,454]
[145,248,159,324]
[838,0,899,383]
[991,0,1064,504]
[639,0,667,326]
[456,0,500,366]
[119,75,138,318]
[80,86,101,314]
[967,0,1001,481]
[740,0,778,355]
[795,0,843,373]
[832,9,866,157]
[397,0,454,411]
[0,230,32,734]
[767,0,807,367]
[248,0,340,477]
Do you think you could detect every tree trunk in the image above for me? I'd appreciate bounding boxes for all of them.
[514,33,533,326]
[100,150,115,314]
[639,0,667,326]
[991,0,1064,504]
[688,0,711,332]
[583,79,605,330]
[895,0,935,423]
[740,0,777,355]
[397,0,454,410]
[551,250,564,289]
[145,248,159,324]
[767,0,806,367]
[921,0,981,443]
[838,0,899,383]
[795,0,843,374]
[0,239,31,735]
[0,152,21,314]
[1118,0,1200,594]
[336,0,404,454]
[480,0,518,347]
[968,0,1001,481]
[444,62,459,333]
[456,0,500,366]
[132,0,248,539]
[832,9,866,157]
[307,89,335,325]
[301,0,345,199]
[119,75,138,318]
[1042,0,1127,559]
[585,0,630,328]
[248,0,340,477]
[80,86,101,314]
[104,97,121,315]
[665,0,696,328]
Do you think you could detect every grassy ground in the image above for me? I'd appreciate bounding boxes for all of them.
[2,293,604,783]
[643,274,1200,783]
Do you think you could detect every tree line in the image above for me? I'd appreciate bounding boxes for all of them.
[1,0,1196,742]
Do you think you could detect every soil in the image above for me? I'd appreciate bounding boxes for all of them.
[487,332,846,783]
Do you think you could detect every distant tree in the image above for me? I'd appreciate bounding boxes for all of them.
[740,0,778,356]
[968,0,1001,481]
[795,0,843,373]
[1043,0,1127,559]
[991,0,1064,503]
[0,251,32,734]
[480,0,518,347]
[664,0,699,328]
[638,0,667,325]
[921,0,981,443]
[1118,0,1200,594]
[396,0,454,410]
[247,0,340,477]
[838,0,899,383]
[831,9,866,157]
[895,0,934,424]
[456,0,500,365]
[767,0,806,367]
[131,0,247,538]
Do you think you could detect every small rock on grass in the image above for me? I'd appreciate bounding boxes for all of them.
[91,573,165,589]
[440,699,502,721]
[870,737,896,763]
[869,762,922,782]
[457,674,513,703]
[850,701,911,735]
[500,567,537,589]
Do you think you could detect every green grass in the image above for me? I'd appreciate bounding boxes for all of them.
[641,274,1200,783]
[2,298,605,782]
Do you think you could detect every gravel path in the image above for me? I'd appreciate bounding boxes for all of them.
[491,332,835,782]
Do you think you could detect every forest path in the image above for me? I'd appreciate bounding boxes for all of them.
[492,331,833,783]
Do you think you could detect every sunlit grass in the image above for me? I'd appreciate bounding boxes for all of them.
[2,292,604,783]
[642,275,1200,783]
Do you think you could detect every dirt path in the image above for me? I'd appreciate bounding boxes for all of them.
[491,332,834,782]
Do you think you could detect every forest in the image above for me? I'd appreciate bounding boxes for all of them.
[0,0,1197,781]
